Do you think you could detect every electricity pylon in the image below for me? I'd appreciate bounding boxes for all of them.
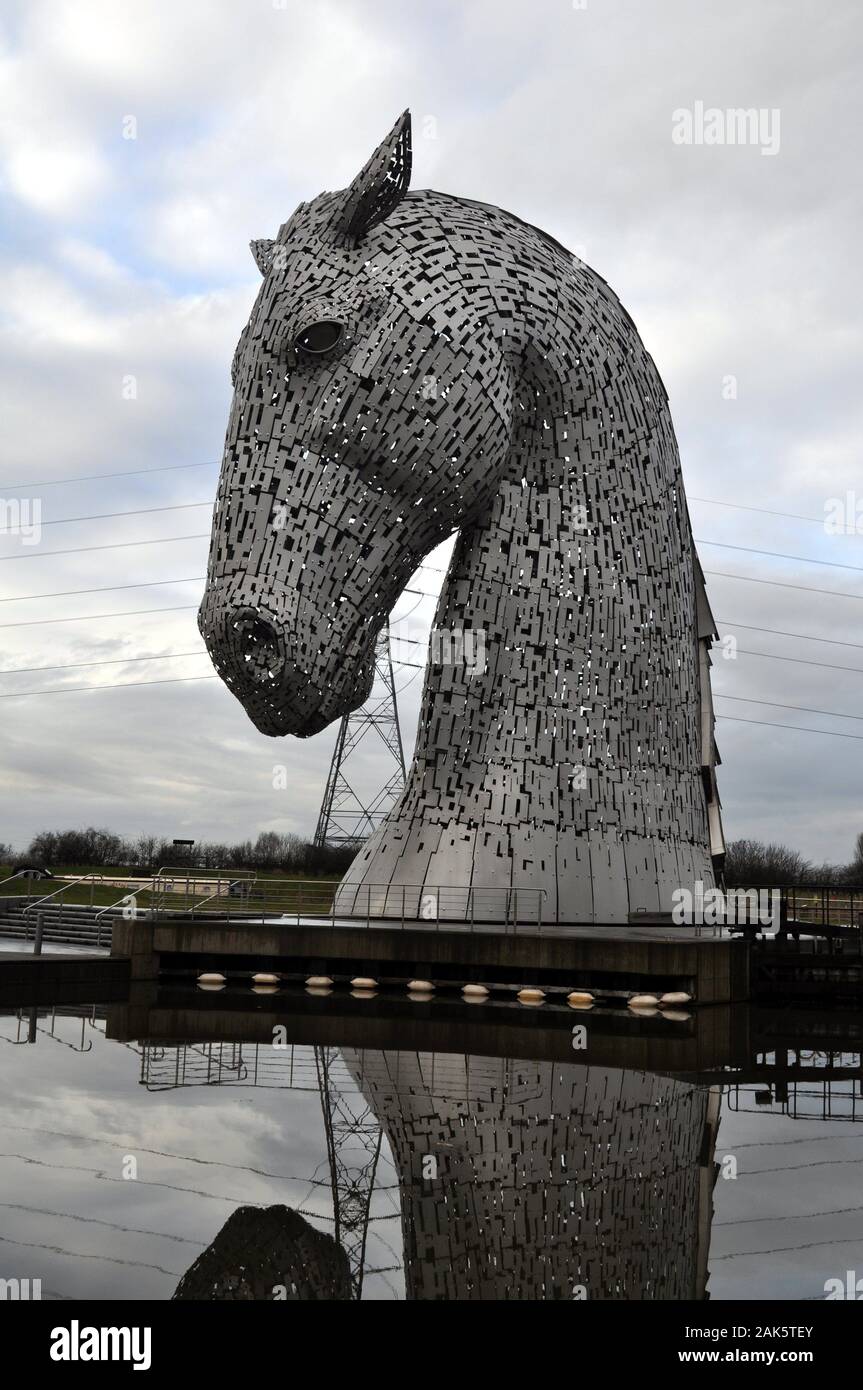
[314,1045,384,1299]
[313,623,406,848]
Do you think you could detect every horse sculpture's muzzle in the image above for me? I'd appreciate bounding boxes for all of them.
[199,600,321,737]
[199,591,376,740]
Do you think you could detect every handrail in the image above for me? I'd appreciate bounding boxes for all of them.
[23,873,105,916]
[1,868,47,893]
[94,873,159,921]
[182,877,248,915]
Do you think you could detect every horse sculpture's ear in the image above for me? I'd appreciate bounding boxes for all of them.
[334,109,412,243]
[250,238,275,276]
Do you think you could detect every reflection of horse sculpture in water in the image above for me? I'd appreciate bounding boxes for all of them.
[344,1053,721,1301]
[199,110,724,923]
[171,1054,720,1301]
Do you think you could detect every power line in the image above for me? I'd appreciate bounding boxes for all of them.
[29,501,211,528]
[0,651,207,676]
[5,514,863,601]
[0,533,446,590]
[2,574,861,661]
[717,620,863,652]
[0,533,210,563]
[394,631,863,677]
[0,577,204,604]
[0,674,219,700]
[733,648,863,676]
[0,469,842,538]
[0,461,219,491]
[0,471,843,533]
[0,590,435,624]
[696,538,863,574]
[0,605,198,630]
[1,575,440,602]
[0,681,856,746]
[690,496,848,528]
[0,656,855,723]
[717,714,863,742]
[3,632,858,685]
[716,693,863,723]
[5,639,860,681]
[705,570,863,601]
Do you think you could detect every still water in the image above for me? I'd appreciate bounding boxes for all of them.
[0,993,861,1301]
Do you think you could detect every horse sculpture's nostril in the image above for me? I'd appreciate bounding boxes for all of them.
[230,612,286,685]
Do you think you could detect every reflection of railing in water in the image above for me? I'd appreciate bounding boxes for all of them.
[728,1060,863,1122]
[0,1003,109,1049]
[139,1040,359,1093]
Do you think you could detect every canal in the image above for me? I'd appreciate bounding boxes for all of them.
[1,993,861,1302]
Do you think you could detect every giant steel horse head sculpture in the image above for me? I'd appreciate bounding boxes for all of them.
[198,111,724,925]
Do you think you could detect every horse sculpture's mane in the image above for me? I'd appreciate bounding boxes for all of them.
[199,110,724,925]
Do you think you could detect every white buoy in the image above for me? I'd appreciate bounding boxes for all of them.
[198,973,225,986]
[306,975,333,988]
[462,983,489,999]
[407,980,434,993]
[661,1008,691,1022]
[252,973,279,985]
[351,976,377,990]
[628,994,660,1008]
[567,990,594,1006]
[351,988,377,999]
[659,991,693,1006]
[252,984,279,994]
[305,985,332,997]
[517,987,545,1005]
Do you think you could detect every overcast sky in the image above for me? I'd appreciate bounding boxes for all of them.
[0,0,860,864]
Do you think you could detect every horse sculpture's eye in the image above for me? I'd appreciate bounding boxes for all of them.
[293,320,344,356]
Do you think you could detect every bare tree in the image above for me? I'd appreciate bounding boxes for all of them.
[723,838,811,886]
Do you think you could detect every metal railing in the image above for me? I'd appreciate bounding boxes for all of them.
[94,873,161,921]
[0,868,49,901]
[331,881,546,932]
[141,869,547,934]
[727,883,863,954]
[782,884,863,931]
[22,873,105,917]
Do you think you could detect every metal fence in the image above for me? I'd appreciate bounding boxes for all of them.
[142,868,547,932]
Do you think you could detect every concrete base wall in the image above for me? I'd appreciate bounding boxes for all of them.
[112,917,750,1003]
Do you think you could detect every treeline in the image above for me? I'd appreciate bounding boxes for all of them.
[5,828,862,887]
[5,827,356,876]
[724,836,863,887]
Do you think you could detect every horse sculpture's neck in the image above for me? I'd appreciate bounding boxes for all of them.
[340,200,721,924]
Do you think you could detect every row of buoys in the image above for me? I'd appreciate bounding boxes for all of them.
[628,990,693,1020]
[195,971,693,1013]
[197,971,282,993]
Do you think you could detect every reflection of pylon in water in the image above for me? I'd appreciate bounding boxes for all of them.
[314,1045,383,1299]
[313,622,406,848]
